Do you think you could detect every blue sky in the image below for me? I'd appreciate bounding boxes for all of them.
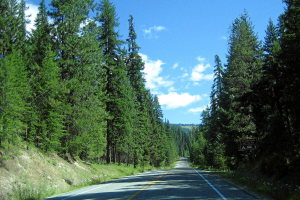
[25,0,285,124]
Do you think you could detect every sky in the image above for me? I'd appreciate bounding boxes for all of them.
[24,0,285,124]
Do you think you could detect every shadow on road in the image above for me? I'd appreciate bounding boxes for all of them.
[47,170,254,199]
[46,158,255,200]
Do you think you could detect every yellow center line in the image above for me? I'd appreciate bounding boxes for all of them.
[127,169,173,200]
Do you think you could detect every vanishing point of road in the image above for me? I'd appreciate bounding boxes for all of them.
[45,157,258,200]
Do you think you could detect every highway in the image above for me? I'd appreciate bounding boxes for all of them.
[45,157,258,200]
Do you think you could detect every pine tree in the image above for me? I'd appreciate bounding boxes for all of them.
[0,0,28,56]
[125,15,148,167]
[16,0,29,53]
[137,89,153,167]
[280,0,300,156]
[95,0,132,164]
[149,95,166,166]
[21,0,55,151]
[202,55,226,168]
[49,0,107,158]
[222,11,262,169]
[30,0,51,66]
[32,46,64,152]
[0,49,28,146]
[209,55,224,143]
[247,19,289,175]
[126,15,145,93]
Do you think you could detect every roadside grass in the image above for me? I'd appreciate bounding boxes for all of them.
[10,180,56,200]
[191,162,300,200]
[190,163,227,172]
[8,161,177,200]
[49,162,176,199]
[0,144,178,200]
[214,170,300,200]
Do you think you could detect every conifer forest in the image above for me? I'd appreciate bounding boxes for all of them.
[0,0,181,167]
[1,0,300,181]
[189,0,300,180]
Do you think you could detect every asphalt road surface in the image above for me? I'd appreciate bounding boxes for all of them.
[45,157,258,200]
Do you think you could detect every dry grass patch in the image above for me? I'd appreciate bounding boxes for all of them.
[0,143,177,200]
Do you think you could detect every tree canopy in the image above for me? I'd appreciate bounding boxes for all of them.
[0,0,179,167]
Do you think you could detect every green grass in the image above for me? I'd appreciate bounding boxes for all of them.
[190,163,226,172]
[214,170,300,200]
[191,162,300,200]
[10,179,57,200]
[8,162,176,200]
[57,162,176,199]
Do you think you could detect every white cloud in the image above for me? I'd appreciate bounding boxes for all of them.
[150,90,160,95]
[168,87,177,93]
[182,73,188,78]
[188,106,208,113]
[180,67,187,72]
[194,63,208,73]
[144,26,166,33]
[140,53,174,90]
[190,71,214,81]
[197,56,206,62]
[178,72,188,80]
[158,92,201,109]
[191,71,204,81]
[143,26,166,39]
[204,74,214,80]
[80,18,94,29]
[25,3,39,32]
[190,57,213,81]
[155,26,166,31]
[220,36,227,40]
[185,83,190,89]
[172,63,179,69]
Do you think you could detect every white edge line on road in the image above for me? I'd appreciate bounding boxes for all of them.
[194,168,227,200]
[58,184,109,200]
[48,171,149,200]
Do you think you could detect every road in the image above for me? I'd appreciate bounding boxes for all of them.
[45,157,258,200]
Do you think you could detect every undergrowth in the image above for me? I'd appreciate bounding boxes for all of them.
[215,169,300,200]
[8,162,174,200]
[191,161,300,200]
[9,180,57,200]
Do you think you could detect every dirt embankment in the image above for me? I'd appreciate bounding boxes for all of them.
[0,146,105,200]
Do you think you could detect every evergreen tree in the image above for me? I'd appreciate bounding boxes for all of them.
[249,19,286,175]
[126,15,145,93]
[29,46,64,152]
[30,0,51,66]
[201,55,226,169]
[190,131,206,165]
[95,0,138,164]
[0,49,28,146]
[21,0,56,151]
[149,95,166,166]
[280,0,300,161]
[125,15,148,167]
[0,0,28,56]
[16,0,29,53]
[49,0,107,158]
[222,11,262,169]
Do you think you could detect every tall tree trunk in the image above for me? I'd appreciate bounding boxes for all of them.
[118,151,121,165]
[112,144,116,163]
[126,150,129,166]
[106,120,111,164]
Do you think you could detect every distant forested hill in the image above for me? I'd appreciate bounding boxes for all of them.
[171,124,199,133]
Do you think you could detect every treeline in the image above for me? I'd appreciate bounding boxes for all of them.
[172,125,193,157]
[0,0,178,167]
[190,0,300,178]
